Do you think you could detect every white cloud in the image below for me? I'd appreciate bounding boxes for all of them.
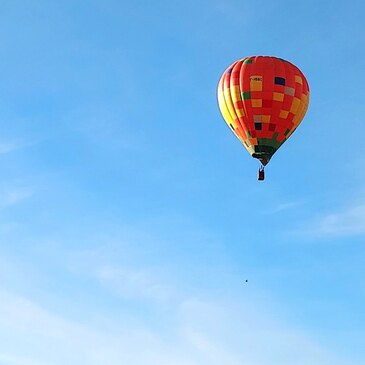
[59,242,178,304]
[0,142,21,154]
[302,203,365,237]
[0,240,355,365]
[0,289,347,365]
[96,265,174,303]
[0,140,36,155]
[0,354,49,365]
[0,187,33,208]
[178,298,344,365]
[0,289,198,365]
[0,222,20,233]
[316,204,365,236]
[265,200,305,214]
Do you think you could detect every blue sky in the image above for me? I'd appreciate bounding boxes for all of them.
[0,0,365,364]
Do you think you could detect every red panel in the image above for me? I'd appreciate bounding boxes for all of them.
[251,91,262,99]
[234,100,244,108]
[262,99,272,108]
[287,112,295,123]
[240,64,251,90]
[269,123,276,132]
[294,79,303,98]
[282,95,293,110]
[259,130,273,139]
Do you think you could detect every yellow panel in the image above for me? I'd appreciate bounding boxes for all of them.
[301,93,309,105]
[242,139,254,154]
[250,75,263,91]
[295,75,303,84]
[223,88,239,125]
[236,109,245,117]
[279,110,289,119]
[230,82,245,116]
[290,97,301,114]
[218,89,235,126]
[252,99,262,107]
[273,92,284,101]
[292,104,304,127]
[230,85,241,102]
[296,99,309,128]
[292,94,309,128]
[262,115,271,123]
[247,145,255,154]
[292,108,301,125]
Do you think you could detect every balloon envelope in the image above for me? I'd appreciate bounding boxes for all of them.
[217,56,309,165]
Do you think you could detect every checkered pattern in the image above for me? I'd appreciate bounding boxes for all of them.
[217,56,310,165]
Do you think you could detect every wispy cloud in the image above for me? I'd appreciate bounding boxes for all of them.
[59,241,178,304]
[314,204,365,237]
[0,232,357,365]
[0,288,347,365]
[96,265,174,303]
[0,142,22,154]
[265,200,305,214]
[0,186,33,208]
[0,139,36,155]
[62,245,349,364]
[0,222,20,233]
[0,354,48,365]
[179,298,342,365]
[0,237,354,365]
[287,198,365,239]
[0,290,154,365]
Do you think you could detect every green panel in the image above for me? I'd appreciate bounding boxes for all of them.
[241,91,251,100]
[257,137,281,149]
[254,145,276,154]
[243,59,253,64]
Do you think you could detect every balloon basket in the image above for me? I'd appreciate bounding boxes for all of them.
[257,166,265,181]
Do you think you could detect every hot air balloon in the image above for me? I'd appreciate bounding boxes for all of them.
[217,56,309,180]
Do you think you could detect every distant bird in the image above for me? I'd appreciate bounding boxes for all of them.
[245,280,248,283]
